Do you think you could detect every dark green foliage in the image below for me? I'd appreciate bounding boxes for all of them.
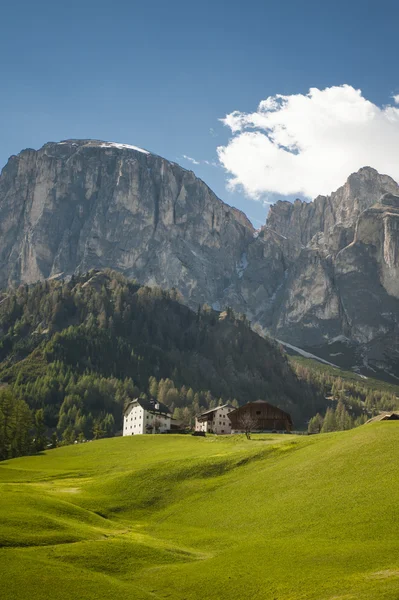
[294,359,399,433]
[307,413,324,434]
[34,408,47,451]
[0,270,325,453]
[0,387,32,459]
[1,270,397,451]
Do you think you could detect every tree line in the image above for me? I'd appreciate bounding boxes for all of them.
[0,372,240,459]
[0,269,325,458]
[2,269,394,457]
[292,362,399,434]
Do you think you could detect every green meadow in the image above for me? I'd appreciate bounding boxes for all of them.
[1,426,399,599]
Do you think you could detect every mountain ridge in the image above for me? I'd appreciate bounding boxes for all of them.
[1,139,399,377]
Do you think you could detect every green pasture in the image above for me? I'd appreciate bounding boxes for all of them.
[1,427,399,599]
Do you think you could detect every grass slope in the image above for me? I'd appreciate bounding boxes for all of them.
[1,427,399,599]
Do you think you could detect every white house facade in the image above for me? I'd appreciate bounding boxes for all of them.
[123,398,171,435]
[195,404,235,434]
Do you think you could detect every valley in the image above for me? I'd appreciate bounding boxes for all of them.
[2,5,399,600]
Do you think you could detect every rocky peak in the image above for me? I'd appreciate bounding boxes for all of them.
[0,139,253,303]
[266,166,399,254]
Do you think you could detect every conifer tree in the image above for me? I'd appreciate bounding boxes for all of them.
[308,413,324,434]
[34,409,47,451]
[321,407,337,433]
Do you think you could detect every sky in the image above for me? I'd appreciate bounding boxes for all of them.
[1,0,399,227]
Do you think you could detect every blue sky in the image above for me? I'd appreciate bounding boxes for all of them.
[1,0,399,226]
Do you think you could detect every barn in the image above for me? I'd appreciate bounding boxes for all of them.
[365,412,399,424]
[228,400,293,432]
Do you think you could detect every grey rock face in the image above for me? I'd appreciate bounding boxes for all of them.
[0,140,253,306]
[1,140,399,375]
[267,167,399,253]
[258,170,399,375]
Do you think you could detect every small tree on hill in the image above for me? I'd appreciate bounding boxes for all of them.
[321,407,337,433]
[152,418,162,433]
[92,418,105,440]
[34,409,47,452]
[308,413,324,434]
[181,406,192,429]
[238,413,259,439]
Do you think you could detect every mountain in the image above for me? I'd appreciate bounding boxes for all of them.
[0,140,253,305]
[260,169,399,377]
[1,140,399,377]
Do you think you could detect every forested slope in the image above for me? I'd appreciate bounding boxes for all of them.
[0,270,324,457]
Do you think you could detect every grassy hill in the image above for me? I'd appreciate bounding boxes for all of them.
[2,425,399,599]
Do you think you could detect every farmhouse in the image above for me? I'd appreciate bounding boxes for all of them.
[195,404,235,434]
[123,398,171,435]
[228,400,293,432]
[366,411,399,424]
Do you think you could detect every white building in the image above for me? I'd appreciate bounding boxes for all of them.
[195,404,235,434]
[123,398,171,435]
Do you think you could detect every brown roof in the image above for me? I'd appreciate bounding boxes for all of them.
[365,412,399,424]
[228,400,292,418]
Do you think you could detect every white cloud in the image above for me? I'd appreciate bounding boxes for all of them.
[217,85,399,199]
[182,154,200,165]
[393,94,399,104]
[182,155,218,168]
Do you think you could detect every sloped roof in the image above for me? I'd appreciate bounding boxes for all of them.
[124,398,171,416]
[365,411,399,424]
[228,400,293,423]
[197,404,235,418]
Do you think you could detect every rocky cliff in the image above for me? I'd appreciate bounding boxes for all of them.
[256,170,399,376]
[1,140,399,377]
[267,167,399,253]
[0,140,253,305]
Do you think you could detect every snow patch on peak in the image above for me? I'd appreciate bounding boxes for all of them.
[55,140,150,154]
[98,142,150,154]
